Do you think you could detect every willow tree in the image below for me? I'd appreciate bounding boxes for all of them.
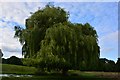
[14,5,100,73]
[37,23,100,71]
[14,5,68,58]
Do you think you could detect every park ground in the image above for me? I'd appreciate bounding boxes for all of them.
[0,64,120,80]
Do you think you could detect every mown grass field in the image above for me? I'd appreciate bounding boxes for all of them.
[0,64,119,80]
[1,76,114,80]
[1,64,37,74]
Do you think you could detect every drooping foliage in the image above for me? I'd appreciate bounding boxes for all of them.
[38,23,99,70]
[14,5,68,58]
[14,5,100,72]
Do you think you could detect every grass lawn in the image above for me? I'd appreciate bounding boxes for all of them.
[1,75,114,80]
[1,64,37,74]
[0,64,119,80]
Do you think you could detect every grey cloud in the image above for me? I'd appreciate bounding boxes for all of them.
[2,45,21,53]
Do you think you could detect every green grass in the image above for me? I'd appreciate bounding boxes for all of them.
[0,64,119,80]
[1,76,114,80]
[1,64,37,74]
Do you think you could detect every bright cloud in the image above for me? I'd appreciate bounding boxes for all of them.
[0,27,22,58]
[0,2,47,25]
[0,2,47,58]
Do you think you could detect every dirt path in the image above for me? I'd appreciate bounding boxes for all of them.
[85,72,120,80]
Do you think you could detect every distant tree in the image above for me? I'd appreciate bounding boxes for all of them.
[98,58,107,71]
[2,58,8,64]
[98,58,116,72]
[7,56,23,65]
[105,60,116,72]
[0,49,3,63]
[0,49,3,58]
[116,58,120,72]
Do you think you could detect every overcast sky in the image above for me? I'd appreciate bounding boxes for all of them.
[0,1,119,62]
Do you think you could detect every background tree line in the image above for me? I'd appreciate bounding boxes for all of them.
[2,56,23,65]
